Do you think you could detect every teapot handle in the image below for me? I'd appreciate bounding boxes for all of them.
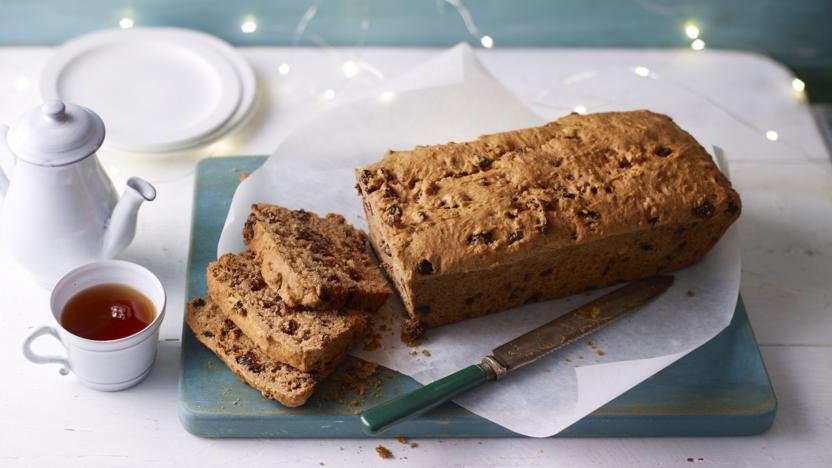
[0,124,11,197]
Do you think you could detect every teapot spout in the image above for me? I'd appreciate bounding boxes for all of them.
[101,177,156,259]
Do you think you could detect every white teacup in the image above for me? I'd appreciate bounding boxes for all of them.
[22,260,166,391]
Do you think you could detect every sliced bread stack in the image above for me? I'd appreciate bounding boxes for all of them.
[187,204,391,407]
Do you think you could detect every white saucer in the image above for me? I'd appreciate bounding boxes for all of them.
[40,28,254,153]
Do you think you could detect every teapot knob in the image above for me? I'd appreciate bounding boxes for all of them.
[42,100,66,121]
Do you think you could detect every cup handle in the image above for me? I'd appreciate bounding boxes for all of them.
[22,326,70,368]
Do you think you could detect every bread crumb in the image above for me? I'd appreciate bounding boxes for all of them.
[410,442,418,449]
[589,306,601,318]
[375,445,394,459]
[410,351,418,357]
[319,360,382,406]
[596,350,605,356]
[400,319,425,347]
[353,409,362,415]
[239,171,249,182]
[421,349,431,357]
[396,436,408,444]
[363,327,382,351]
[687,290,696,297]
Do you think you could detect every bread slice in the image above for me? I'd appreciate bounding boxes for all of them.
[242,204,391,310]
[206,251,368,373]
[186,296,345,407]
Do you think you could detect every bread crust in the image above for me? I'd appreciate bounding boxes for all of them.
[355,110,741,327]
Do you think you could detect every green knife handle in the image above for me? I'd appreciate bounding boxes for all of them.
[360,364,489,434]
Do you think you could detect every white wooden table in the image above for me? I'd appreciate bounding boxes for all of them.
[0,47,830,468]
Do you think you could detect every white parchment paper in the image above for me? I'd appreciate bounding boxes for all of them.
[217,44,741,437]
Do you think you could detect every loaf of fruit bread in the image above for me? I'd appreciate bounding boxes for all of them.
[243,204,391,311]
[354,110,741,328]
[186,297,342,407]
[206,251,368,373]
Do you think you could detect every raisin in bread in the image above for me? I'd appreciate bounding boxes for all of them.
[206,251,368,373]
[243,204,391,311]
[355,110,741,327]
[186,297,344,407]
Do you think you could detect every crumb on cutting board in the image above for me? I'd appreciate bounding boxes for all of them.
[320,360,388,405]
[421,349,431,357]
[687,290,696,297]
[363,327,382,352]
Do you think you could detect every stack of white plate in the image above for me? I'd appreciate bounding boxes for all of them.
[40,28,256,154]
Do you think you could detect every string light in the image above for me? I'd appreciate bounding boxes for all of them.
[379,91,395,102]
[634,66,650,77]
[278,63,291,75]
[119,17,135,29]
[241,19,257,33]
[685,23,700,40]
[342,60,359,78]
[791,78,805,93]
[323,89,335,100]
[691,39,706,51]
[765,130,779,141]
[480,35,494,48]
[573,105,588,115]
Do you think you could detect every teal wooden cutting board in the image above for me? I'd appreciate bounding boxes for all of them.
[178,156,776,438]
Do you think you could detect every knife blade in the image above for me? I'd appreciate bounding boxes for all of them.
[360,275,674,434]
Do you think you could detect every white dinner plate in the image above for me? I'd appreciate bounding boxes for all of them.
[41,28,243,153]
[105,27,258,154]
[178,29,257,149]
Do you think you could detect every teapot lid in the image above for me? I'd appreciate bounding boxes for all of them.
[7,100,105,167]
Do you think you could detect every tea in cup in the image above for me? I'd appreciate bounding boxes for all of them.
[22,260,166,391]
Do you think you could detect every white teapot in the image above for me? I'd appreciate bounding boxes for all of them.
[0,100,155,287]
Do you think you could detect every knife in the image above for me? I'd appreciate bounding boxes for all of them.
[359,275,674,434]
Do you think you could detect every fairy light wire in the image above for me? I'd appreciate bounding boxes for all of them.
[231,5,810,158]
